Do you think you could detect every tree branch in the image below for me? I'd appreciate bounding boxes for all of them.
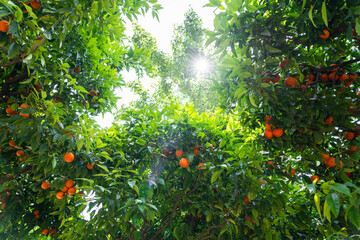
[0,165,32,184]
[0,69,32,101]
[194,222,227,240]
[300,58,360,73]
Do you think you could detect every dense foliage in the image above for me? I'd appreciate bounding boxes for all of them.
[0,0,359,239]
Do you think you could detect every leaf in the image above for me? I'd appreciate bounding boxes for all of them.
[128,180,136,188]
[8,43,20,59]
[323,199,331,223]
[326,193,340,217]
[356,18,360,38]
[264,44,282,53]
[321,0,328,27]
[314,192,322,220]
[309,4,317,27]
[77,139,84,152]
[347,205,360,228]
[211,170,222,183]
[52,157,57,169]
[0,10,11,18]
[331,183,350,195]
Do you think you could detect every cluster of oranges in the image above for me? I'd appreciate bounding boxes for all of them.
[56,180,76,199]
[263,115,283,139]
[176,147,205,169]
[262,71,280,84]
[0,188,11,209]
[320,153,343,169]
[9,140,27,161]
[5,102,30,119]
[24,0,41,9]
[33,209,41,219]
[41,228,57,235]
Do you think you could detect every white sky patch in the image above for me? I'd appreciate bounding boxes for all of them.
[193,57,212,75]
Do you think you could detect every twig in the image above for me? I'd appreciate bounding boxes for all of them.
[194,222,227,240]
[0,70,32,100]
[300,58,360,73]
[0,165,32,184]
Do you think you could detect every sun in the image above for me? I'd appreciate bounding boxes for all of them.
[192,57,211,75]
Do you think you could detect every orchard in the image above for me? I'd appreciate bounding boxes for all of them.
[0,0,359,240]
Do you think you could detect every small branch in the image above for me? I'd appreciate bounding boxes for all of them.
[194,222,227,240]
[300,58,360,73]
[140,214,147,239]
[0,165,32,184]
[145,212,171,233]
[0,70,32,100]
[128,222,137,240]
[0,36,45,67]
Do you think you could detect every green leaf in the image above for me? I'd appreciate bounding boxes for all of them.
[323,199,331,223]
[309,4,317,27]
[128,180,136,188]
[264,44,282,53]
[321,0,328,27]
[331,183,350,195]
[0,10,11,18]
[326,193,340,217]
[52,157,57,169]
[314,192,322,220]
[77,139,84,152]
[356,18,360,38]
[347,205,360,228]
[8,43,20,59]
[211,170,222,183]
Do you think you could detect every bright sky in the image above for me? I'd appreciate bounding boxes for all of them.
[94,0,215,128]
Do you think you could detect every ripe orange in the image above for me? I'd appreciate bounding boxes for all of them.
[349,73,357,79]
[291,168,295,176]
[320,153,330,162]
[67,187,76,195]
[307,74,315,81]
[0,20,10,33]
[42,228,49,235]
[310,175,319,183]
[33,210,39,215]
[320,73,328,82]
[193,149,198,156]
[86,163,94,169]
[339,74,349,83]
[179,158,189,168]
[175,149,183,158]
[244,197,251,204]
[319,30,330,40]
[20,104,30,109]
[328,72,339,81]
[285,77,295,87]
[273,128,283,138]
[41,181,50,190]
[263,130,273,139]
[264,115,272,122]
[344,132,355,140]
[56,192,64,199]
[349,146,357,152]
[49,229,56,235]
[325,157,336,168]
[16,150,24,156]
[65,180,74,188]
[64,152,74,162]
[9,140,15,147]
[19,156,27,161]
[6,107,17,116]
[267,161,275,169]
[325,117,333,125]
[61,186,68,193]
[30,0,41,9]
[198,162,204,170]
[34,214,40,219]
[19,104,30,119]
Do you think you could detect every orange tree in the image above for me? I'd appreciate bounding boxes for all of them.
[205,0,360,238]
[0,0,161,239]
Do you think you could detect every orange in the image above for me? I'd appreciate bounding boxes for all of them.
[325,117,333,125]
[49,229,56,235]
[193,149,198,156]
[244,197,251,204]
[344,81,353,87]
[335,160,343,168]
[0,20,10,33]
[179,158,189,168]
[328,72,339,81]
[20,104,30,109]
[42,229,49,235]
[339,74,349,83]
[263,130,273,139]
[19,104,30,119]
[30,0,41,9]
[344,132,354,140]
[41,181,50,190]
[34,214,40,219]
[65,180,74,188]
[61,186,68,193]
[320,73,328,82]
[310,175,319,183]
[86,163,94,169]
[319,30,330,40]
[349,73,357,79]
[264,115,272,122]
[33,210,39,215]
[267,161,275,169]
[329,64,338,72]
[325,157,336,167]
[56,192,64,199]
[320,153,329,162]
[307,74,315,81]
[16,150,24,156]
[64,152,74,162]
[19,156,27,161]
[349,146,357,152]
[273,128,283,138]
[285,77,295,87]
[291,168,295,176]
[67,187,76,195]
[198,162,204,170]
[175,149,183,158]
[9,140,15,147]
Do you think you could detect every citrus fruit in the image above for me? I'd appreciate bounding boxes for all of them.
[86,163,94,169]
[198,162,204,170]
[263,130,273,139]
[273,128,283,138]
[310,175,319,183]
[64,152,74,162]
[16,150,24,157]
[179,158,189,168]
[56,192,64,199]
[65,180,74,188]
[319,30,329,40]
[67,187,76,195]
[0,20,10,33]
[175,149,183,158]
[345,132,355,140]
[9,140,15,147]
[42,229,49,235]
[244,197,251,204]
[285,77,295,87]
[325,117,333,125]
[41,181,50,190]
